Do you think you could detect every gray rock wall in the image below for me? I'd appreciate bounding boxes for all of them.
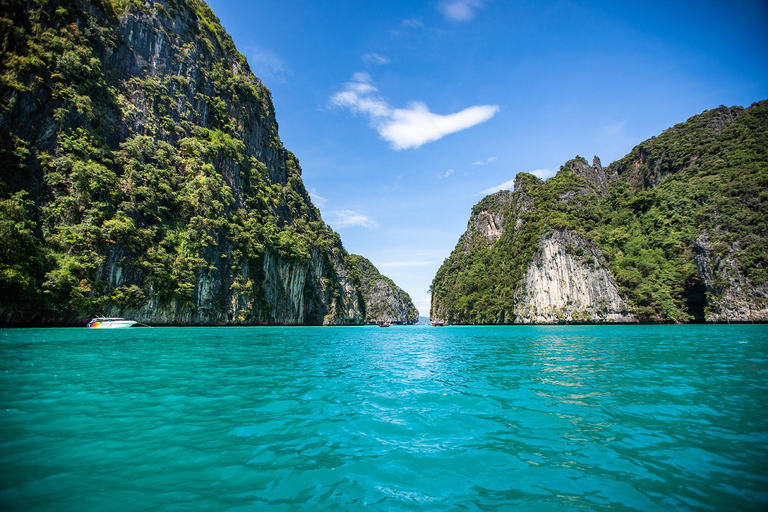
[349,255,419,324]
[513,230,636,324]
[694,234,768,322]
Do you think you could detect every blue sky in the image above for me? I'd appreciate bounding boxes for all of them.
[206,0,768,317]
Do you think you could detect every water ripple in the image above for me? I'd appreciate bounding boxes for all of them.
[1,325,767,510]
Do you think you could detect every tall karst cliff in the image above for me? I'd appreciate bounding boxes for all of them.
[431,102,768,324]
[348,255,419,325]
[0,0,397,325]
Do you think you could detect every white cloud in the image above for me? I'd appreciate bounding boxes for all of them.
[472,156,498,166]
[381,102,499,150]
[308,188,327,207]
[331,74,499,150]
[443,169,454,178]
[478,178,517,195]
[478,169,555,195]
[351,71,373,83]
[531,168,556,180]
[362,53,390,65]
[329,210,379,229]
[438,0,485,22]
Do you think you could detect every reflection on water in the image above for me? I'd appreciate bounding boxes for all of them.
[1,325,767,510]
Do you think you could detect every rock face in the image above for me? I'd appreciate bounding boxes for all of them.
[693,234,768,323]
[349,255,419,324]
[430,179,635,325]
[514,230,635,324]
[0,0,386,325]
[563,155,617,194]
[461,191,513,251]
[431,102,768,324]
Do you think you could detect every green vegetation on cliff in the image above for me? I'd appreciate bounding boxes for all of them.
[431,102,768,324]
[0,0,359,324]
[348,254,419,324]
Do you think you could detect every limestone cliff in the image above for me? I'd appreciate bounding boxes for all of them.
[513,230,635,324]
[431,102,768,324]
[348,255,419,325]
[460,190,513,251]
[0,0,374,325]
[693,234,768,323]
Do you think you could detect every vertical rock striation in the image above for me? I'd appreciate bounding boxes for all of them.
[693,234,768,322]
[514,230,635,324]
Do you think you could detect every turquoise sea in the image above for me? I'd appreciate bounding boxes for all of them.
[1,325,767,511]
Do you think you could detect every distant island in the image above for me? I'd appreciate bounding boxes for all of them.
[349,255,419,325]
[0,0,416,326]
[431,102,768,324]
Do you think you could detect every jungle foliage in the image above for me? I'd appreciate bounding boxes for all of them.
[0,0,346,324]
[431,102,768,324]
[348,254,419,324]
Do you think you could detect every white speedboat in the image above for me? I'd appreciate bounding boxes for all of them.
[87,317,138,328]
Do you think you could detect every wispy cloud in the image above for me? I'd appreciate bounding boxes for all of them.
[308,188,327,207]
[247,46,288,82]
[400,18,425,28]
[478,169,554,195]
[478,178,517,195]
[443,169,455,178]
[362,53,390,65]
[437,0,485,22]
[329,210,379,229]
[531,168,556,180]
[331,73,499,150]
[473,156,498,166]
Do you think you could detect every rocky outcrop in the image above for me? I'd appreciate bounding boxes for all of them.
[469,210,504,247]
[457,176,542,256]
[513,230,635,324]
[349,255,419,324]
[704,106,745,133]
[562,156,617,194]
[461,190,513,251]
[694,234,768,322]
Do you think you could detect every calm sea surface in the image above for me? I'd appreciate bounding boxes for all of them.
[1,325,767,511]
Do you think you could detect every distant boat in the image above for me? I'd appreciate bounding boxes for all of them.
[378,321,391,327]
[87,317,138,328]
[431,319,445,326]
